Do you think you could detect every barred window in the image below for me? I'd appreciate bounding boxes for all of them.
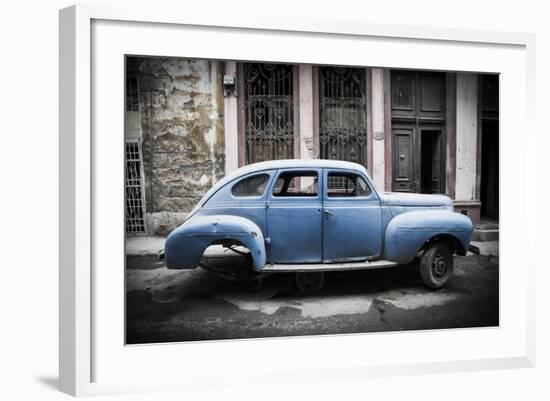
[319,67,367,166]
[244,63,294,163]
[125,141,146,233]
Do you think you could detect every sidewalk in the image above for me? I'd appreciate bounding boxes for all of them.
[126,235,499,270]
[468,240,499,257]
[126,236,166,270]
[126,236,229,269]
[126,236,166,256]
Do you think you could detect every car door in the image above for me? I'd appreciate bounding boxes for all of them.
[322,169,382,262]
[266,168,323,263]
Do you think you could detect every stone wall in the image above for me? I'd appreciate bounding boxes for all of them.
[131,57,225,235]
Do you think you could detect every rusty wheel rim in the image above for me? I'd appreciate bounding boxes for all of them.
[431,254,448,280]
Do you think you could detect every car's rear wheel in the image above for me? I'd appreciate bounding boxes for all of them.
[419,242,454,289]
[295,271,325,294]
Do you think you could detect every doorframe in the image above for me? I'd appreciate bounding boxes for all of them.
[445,73,457,199]
[388,70,455,195]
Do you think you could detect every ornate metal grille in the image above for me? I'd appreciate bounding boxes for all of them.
[319,67,367,166]
[125,141,146,233]
[244,63,294,163]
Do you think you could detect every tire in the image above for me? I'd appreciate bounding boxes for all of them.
[419,242,454,289]
[295,271,325,294]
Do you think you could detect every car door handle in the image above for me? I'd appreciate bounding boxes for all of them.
[324,209,336,217]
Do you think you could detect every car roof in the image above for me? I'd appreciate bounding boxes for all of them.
[196,159,370,208]
[231,159,367,175]
[218,159,368,188]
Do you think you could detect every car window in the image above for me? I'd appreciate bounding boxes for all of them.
[272,171,318,197]
[231,174,270,197]
[327,172,371,197]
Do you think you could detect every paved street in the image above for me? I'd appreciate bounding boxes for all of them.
[126,249,499,344]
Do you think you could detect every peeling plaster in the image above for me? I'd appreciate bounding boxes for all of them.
[131,57,225,234]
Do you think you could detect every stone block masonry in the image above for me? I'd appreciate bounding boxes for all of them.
[130,57,226,235]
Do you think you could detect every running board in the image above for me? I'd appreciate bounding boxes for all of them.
[262,260,398,273]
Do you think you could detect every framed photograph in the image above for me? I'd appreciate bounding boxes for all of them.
[59,4,536,396]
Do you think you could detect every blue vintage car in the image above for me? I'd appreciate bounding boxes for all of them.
[164,159,473,293]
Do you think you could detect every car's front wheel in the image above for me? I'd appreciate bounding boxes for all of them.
[419,242,454,289]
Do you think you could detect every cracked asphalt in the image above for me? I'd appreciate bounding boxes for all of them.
[126,253,499,344]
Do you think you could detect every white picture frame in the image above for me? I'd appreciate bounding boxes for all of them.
[59,4,536,397]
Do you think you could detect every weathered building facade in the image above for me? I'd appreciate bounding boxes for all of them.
[125,57,499,236]
[125,57,225,235]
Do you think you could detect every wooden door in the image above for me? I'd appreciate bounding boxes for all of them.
[391,71,446,193]
[392,126,415,192]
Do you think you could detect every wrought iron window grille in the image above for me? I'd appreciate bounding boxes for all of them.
[319,67,367,166]
[244,63,294,163]
[125,141,146,233]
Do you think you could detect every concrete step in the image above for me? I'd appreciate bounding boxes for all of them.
[468,240,499,258]
[472,229,499,241]
[476,223,499,230]
[472,219,499,242]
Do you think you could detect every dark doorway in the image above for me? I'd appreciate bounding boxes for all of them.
[480,119,499,219]
[480,75,499,221]
[420,130,443,194]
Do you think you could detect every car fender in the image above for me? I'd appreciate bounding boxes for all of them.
[164,215,266,272]
[383,210,473,264]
